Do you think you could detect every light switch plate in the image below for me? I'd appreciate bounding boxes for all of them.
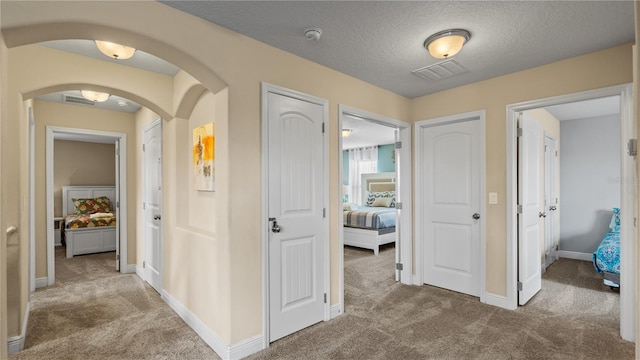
[489,192,498,205]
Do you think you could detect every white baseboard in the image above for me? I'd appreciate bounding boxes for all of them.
[484,292,513,310]
[161,290,264,360]
[8,301,30,354]
[35,277,48,289]
[125,264,137,274]
[558,250,592,262]
[330,304,342,319]
[135,265,144,279]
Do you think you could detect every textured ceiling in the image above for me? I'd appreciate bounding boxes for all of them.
[162,1,635,99]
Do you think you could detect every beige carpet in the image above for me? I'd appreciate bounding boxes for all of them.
[10,245,634,359]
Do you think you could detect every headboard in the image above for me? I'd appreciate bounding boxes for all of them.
[62,185,116,215]
[361,172,395,204]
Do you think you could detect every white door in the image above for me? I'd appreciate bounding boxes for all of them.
[421,119,481,297]
[518,113,542,305]
[543,135,559,269]
[114,140,121,271]
[143,120,163,293]
[267,91,325,342]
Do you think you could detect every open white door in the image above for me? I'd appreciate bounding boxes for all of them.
[543,135,559,270]
[143,120,163,293]
[114,140,121,272]
[267,90,326,342]
[518,113,542,305]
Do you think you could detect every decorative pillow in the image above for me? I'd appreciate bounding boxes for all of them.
[609,207,621,232]
[73,197,111,214]
[371,197,392,207]
[365,191,390,206]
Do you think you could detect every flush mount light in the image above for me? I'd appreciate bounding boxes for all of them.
[342,129,353,138]
[424,29,471,59]
[95,40,136,60]
[81,90,110,102]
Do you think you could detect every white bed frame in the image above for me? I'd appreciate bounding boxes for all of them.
[343,172,396,255]
[62,185,117,258]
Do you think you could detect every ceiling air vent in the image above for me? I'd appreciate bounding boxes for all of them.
[63,94,96,106]
[412,59,469,81]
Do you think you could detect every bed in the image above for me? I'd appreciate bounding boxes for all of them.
[61,185,117,258]
[592,208,621,288]
[343,172,396,255]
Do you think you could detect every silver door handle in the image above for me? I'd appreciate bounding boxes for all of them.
[549,206,557,211]
[153,215,161,220]
[472,213,480,220]
[539,212,547,218]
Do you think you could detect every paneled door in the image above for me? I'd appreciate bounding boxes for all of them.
[421,119,482,297]
[143,120,163,293]
[518,113,542,305]
[267,90,326,342]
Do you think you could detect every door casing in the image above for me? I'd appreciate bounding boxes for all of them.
[260,83,330,347]
[506,84,634,341]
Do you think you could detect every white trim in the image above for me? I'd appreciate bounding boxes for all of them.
[557,250,592,262]
[505,84,635,336]
[330,304,342,319]
[35,277,48,289]
[413,110,487,303]
[29,106,35,295]
[260,82,330,347]
[162,290,263,360]
[7,302,29,354]
[126,264,137,274]
[44,126,128,286]
[484,293,510,310]
[337,104,414,325]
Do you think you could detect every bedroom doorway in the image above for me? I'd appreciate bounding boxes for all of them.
[337,105,412,317]
[41,126,128,287]
[507,84,634,341]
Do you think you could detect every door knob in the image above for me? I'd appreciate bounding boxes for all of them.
[472,213,480,220]
[153,214,161,220]
[271,220,281,233]
[539,212,547,218]
[549,206,557,211]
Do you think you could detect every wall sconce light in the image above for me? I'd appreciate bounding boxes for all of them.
[424,29,471,59]
[81,90,110,102]
[95,40,136,60]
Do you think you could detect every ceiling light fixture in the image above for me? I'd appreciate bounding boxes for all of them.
[423,29,471,59]
[342,129,353,138]
[81,90,110,102]
[95,40,136,60]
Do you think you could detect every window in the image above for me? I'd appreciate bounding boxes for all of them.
[348,146,378,205]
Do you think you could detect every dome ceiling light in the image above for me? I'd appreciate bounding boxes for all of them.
[95,40,136,60]
[342,129,353,138]
[424,29,471,59]
[81,90,110,102]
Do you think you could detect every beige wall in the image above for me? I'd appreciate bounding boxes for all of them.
[33,100,136,278]
[1,0,635,351]
[53,140,116,217]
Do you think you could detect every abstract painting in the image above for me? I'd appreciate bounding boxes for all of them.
[193,122,215,191]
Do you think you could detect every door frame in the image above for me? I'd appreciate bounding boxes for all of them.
[414,110,487,302]
[43,126,128,286]
[260,83,330,347]
[505,84,634,341]
[337,105,413,318]
[142,118,163,291]
[543,132,559,270]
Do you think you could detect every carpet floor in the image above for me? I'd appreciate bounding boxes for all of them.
[9,245,634,359]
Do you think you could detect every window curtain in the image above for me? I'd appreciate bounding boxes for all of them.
[348,146,378,205]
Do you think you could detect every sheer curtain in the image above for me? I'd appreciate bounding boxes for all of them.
[348,146,378,205]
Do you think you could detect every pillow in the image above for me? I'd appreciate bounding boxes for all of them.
[73,197,111,214]
[371,197,392,207]
[609,207,621,232]
[343,203,360,211]
[366,191,390,206]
